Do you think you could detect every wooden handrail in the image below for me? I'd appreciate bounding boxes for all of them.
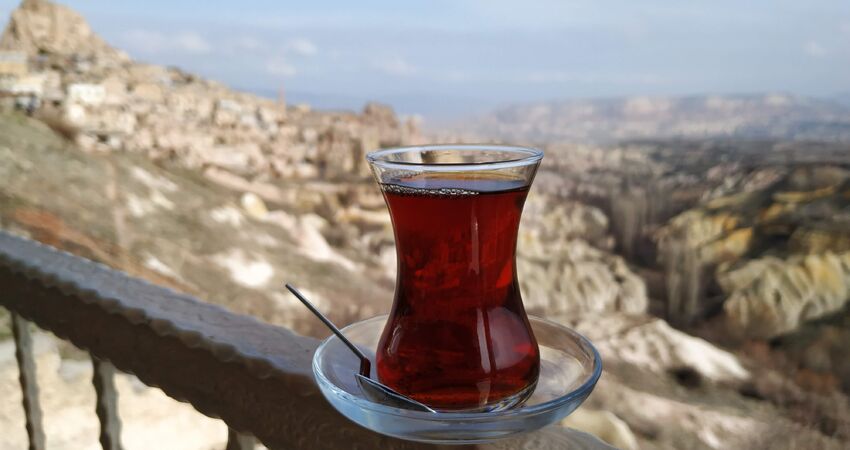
[0,231,611,450]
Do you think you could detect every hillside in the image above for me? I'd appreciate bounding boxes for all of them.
[460,94,850,144]
[0,112,395,332]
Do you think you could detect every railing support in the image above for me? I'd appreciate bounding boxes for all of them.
[11,312,47,450]
[92,357,123,450]
[226,428,256,450]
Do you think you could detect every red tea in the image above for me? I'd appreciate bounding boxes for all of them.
[376,176,540,410]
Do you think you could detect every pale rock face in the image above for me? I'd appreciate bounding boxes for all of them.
[82,109,136,135]
[209,206,245,227]
[125,191,174,217]
[522,195,612,250]
[257,105,282,126]
[130,167,177,192]
[63,103,86,125]
[594,316,750,382]
[240,192,268,220]
[301,127,318,143]
[593,376,765,450]
[550,311,850,450]
[517,195,647,315]
[519,238,648,315]
[212,249,274,288]
[263,211,356,271]
[0,0,124,62]
[127,64,169,83]
[655,163,850,331]
[720,252,850,338]
[130,83,164,103]
[658,209,740,253]
[143,254,180,279]
[561,409,639,450]
[362,102,398,126]
[101,76,127,105]
[66,83,105,106]
[198,143,265,174]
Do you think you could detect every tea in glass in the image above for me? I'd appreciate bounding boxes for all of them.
[367,145,542,411]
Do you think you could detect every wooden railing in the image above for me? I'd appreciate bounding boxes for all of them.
[0,231,611,450]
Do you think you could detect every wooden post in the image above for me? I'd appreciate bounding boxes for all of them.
[92,357,123,450]
[226,428,255,450]
[11,313,46,450]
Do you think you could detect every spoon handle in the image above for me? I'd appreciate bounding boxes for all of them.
[285,283,372,377]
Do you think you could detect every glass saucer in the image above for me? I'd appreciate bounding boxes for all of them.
[313,315,602,444]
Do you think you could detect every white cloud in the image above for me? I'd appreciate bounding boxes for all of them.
[437,69,474,82]
[373,56,417,76]
[121,29,211,55]
[804,41,827,57]
[233,36,264,51]
[122,29,169,54]
[266,59,297,76]
[174,32,211,54]
[284,38,318,57]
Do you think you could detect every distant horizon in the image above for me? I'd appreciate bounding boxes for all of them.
[246,87,850,123]
[1,0,849,118]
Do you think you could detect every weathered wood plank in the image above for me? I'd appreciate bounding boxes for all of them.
[11,312,47,450]
[226,428,256,450]
[92,357,123,450]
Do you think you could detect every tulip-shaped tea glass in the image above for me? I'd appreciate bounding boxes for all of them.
[367,144,544,412]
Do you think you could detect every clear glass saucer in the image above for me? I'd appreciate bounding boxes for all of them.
[313,315,602,444]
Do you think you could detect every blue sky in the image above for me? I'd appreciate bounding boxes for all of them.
[1,0,849,116]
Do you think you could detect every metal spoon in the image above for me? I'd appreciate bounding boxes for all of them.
[285,284,436,413]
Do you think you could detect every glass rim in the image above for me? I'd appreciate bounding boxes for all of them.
[366,144,543,172]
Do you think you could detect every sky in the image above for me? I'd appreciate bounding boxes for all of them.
[1,0,849,117]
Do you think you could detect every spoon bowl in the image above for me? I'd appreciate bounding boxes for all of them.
[285,284,435,412]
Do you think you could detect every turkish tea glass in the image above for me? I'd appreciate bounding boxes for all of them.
[367,144,543,412]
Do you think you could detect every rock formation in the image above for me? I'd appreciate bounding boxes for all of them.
[519,238,649,316]
[550,312,849,450]
[721,252,850,338]
[0,0,125,62]
[0,0,418,186]
[648,162,850,333]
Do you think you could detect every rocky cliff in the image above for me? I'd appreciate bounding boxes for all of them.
[1,0,124,61]
[656,164,850,337]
